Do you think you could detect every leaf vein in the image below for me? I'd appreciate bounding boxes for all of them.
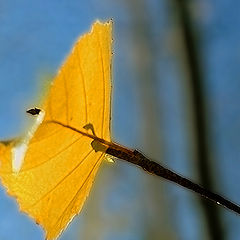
[18,135,84,173]
[96,32,106,138]
[62,69,69,124]
[52,153,103,231]
[29,149,94,208]
[76,43,88,124]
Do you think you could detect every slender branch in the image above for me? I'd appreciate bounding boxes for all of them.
[26,112,240,216]
[106,144,240,215]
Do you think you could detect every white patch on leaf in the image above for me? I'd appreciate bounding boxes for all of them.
[12,110,45,172]
[12,143,28,172]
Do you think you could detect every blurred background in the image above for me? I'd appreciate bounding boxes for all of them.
[0,0,240,239]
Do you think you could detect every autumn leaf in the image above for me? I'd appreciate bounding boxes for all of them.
[0,21,112,240]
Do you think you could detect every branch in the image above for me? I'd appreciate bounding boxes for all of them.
[106,144,240,215]
[26,111,240,216]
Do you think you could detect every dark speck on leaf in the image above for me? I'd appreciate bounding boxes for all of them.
[26,107,41,116]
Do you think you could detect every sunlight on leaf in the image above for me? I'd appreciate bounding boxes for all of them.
[0,21,112,240]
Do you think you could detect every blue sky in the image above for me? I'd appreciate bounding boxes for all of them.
[1,0,240,240]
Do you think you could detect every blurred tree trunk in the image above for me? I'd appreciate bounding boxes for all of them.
[124,0,176,239]
[169,0,225,239]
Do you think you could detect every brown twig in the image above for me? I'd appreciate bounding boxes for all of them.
[32,118,240,216]
[106,144,240,215]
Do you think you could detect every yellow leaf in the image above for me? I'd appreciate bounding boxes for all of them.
[0,20,112,240]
